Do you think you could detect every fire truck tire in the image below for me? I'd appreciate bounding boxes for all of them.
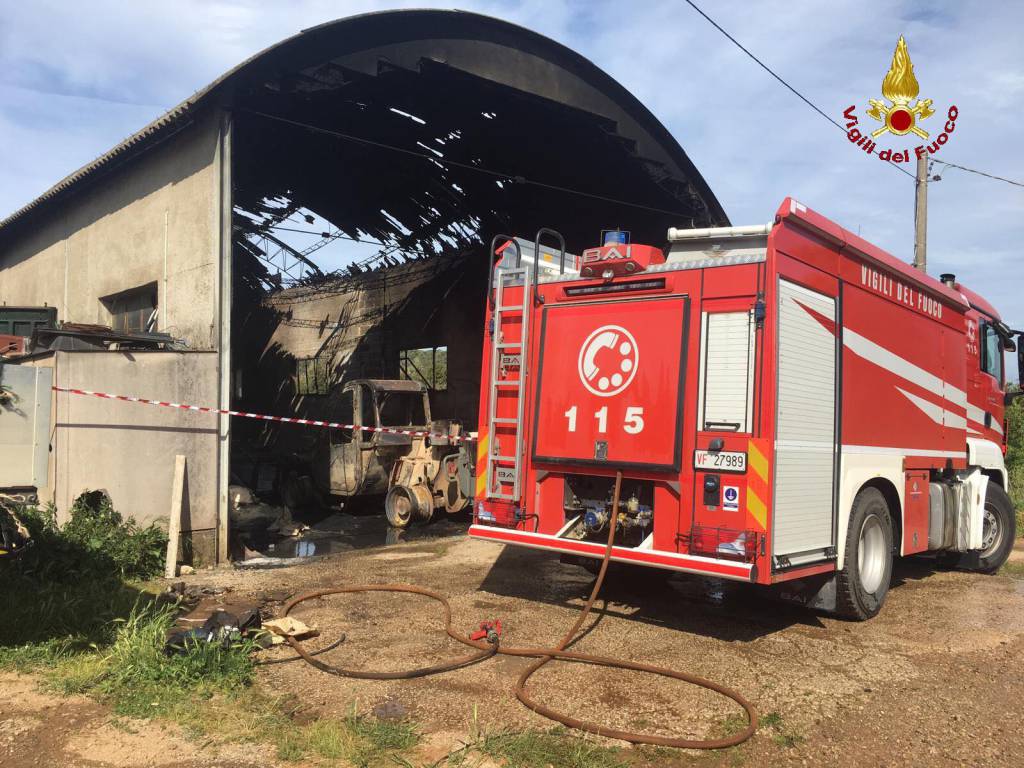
[973,484,1015,574]
[836,487,893,620]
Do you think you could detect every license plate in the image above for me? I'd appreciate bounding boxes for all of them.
[693,450,747,473]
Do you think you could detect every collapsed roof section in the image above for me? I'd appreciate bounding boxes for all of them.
[0,10,727,285]
[231,11,729,284]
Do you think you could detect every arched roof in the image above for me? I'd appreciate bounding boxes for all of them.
[0,9,728,245]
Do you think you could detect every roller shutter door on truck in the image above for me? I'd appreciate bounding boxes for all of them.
[773,280,837,562]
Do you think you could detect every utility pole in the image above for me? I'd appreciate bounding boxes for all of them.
[913,154,928,272]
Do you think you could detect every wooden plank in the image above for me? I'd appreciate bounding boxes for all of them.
[165,454,186,579]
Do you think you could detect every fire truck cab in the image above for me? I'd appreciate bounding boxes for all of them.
[470,199,1019,619]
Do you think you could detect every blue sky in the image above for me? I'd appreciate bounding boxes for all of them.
[1,1,1022,337]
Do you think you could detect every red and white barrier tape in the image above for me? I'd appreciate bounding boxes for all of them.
[51,386,474,443]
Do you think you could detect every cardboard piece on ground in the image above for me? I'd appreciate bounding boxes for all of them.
[263,617,319,639]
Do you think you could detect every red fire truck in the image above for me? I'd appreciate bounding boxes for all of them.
[470,199,1020,619]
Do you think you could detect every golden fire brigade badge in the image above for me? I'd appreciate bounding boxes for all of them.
[866,35,935,139]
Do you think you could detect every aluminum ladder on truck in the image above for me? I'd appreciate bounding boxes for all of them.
[486,240,529,503]
[484,230,567,504]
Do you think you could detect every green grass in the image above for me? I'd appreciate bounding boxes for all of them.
[1000,560,1024,579]
[716,712,751,738]
[444,727,627,768]
[758,711,803,749]
[0,497,167,651]
[275,713,419,766]
[8,598,422,765]
[33,602,413,760]
[16,601,257,715]
[0,495,427,765]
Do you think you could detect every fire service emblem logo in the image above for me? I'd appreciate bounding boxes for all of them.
[842,35,958,165]
[578,325,638,397]
[866,35,934,139]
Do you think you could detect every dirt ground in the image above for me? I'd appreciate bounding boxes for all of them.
[4,532,1024,767]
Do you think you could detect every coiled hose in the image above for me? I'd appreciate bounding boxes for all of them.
[281,471,757,749]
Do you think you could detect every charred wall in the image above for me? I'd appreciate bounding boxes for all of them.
[233,251,486,463]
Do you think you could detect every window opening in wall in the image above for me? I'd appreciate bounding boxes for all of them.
[399,346,448,390]
[102,283,158,333]
[296,356,331,396]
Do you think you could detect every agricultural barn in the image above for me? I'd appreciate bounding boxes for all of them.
[0,10,725,563]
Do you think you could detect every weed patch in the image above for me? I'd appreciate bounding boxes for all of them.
[759,711,803,748]
[20,602,255,716]
[275,714,419,766]
[446,727,626,768]
[1000,560,1024,580]
[6,593,421,765]
[0,495,166,650]
[14,493,167,583]
[716,712,751,738]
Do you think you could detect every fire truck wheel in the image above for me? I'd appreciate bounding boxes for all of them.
[973,484,1015,574]
[836,487,893,620]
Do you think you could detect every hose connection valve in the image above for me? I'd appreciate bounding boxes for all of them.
[470,619,503,644]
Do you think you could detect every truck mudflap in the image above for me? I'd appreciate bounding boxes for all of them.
[468,524,756,582]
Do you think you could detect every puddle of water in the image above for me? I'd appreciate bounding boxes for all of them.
[239,510,467,560]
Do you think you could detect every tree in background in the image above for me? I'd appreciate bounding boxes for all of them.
[1006,391,1024,533]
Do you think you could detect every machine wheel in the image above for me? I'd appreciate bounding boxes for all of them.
[836,487,893,620]
[384,485,434,529]
[385,487,414,528]
[972,484,1015,574]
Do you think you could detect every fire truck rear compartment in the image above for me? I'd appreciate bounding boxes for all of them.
[557,473,759,563]
[562,473,654,548]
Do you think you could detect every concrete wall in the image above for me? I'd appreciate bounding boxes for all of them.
[25,351,221,565]
[0,110,222,350]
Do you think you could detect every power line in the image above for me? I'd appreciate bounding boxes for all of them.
[239,107,699,219]
[680,0,915,180]
[682,1,1024,191]
[932,160,1024,189]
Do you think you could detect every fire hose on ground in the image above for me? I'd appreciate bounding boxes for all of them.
[280,472,757,750]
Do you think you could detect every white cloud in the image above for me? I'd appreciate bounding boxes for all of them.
[1,0,1021,332]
